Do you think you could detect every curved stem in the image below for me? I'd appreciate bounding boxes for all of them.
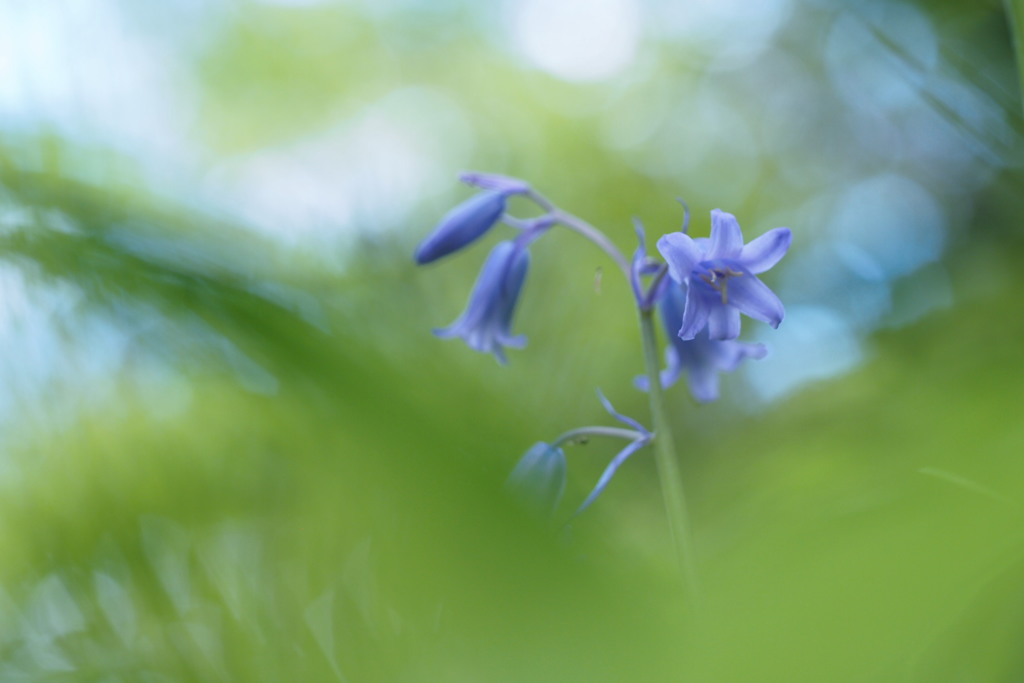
[524,188,557,213]
[553,210,632,279]
[640,264,669,312]
[551,426,643,449]
[639,308,701,604]
[524,189,632,279]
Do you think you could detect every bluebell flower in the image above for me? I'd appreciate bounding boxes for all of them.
[414,191,508,264]
[506,442,566,518]
[434,241,529,364]
[657,209,791,340]
[636,282,767,402]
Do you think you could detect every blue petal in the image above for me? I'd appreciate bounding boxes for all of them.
[434,242,514,334]
[708,210,744,260]
[712,341,767,371]
[434,241,530,362]
[686,363,720,403]
[459,171,530,195]
[739,227,791,274]
[415,191,506,264]
[659,346,684,389]
[727,272,785,328]
[634,342,684,392]
[596,390,649,434]
[496,332,527,349]
[498,245,529,313]
[675,197,691,234]
[658,279,686,329]
[574,438,648,516]
[706,306,741,341]
[678,285,711,340]
[657,232,703,283]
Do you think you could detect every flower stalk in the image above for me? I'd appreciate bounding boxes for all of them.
[639,306,701,603]
[550,426,644,449]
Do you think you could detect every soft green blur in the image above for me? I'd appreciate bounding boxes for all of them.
[1,1,1023,681]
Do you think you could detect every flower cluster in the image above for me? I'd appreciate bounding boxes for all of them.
[414,174,553,365]
[415,172,791,519]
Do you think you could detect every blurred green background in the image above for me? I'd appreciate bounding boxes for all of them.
[2,0,1023,680]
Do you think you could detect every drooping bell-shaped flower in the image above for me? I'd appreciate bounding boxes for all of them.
[636,281,767,403]
[657,209,791,341]
[434,241,529,364]
[414,191,508,264]
[506,442,566,518]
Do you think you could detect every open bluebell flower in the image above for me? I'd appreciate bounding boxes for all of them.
[636,281,767,402]
[506,442,566,518]
[657,209,791,340]
[434,241,529,364]
[414,190,508,264]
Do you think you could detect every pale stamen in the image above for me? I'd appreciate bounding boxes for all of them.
[698,266,743,305]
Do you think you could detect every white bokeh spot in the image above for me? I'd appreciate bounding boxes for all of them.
[513,0,640,82]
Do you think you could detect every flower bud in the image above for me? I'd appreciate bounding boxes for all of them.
[414,191,507,264]
[505,442,566,518]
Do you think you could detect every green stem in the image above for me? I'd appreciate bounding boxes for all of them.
[551,426,644,449]
[552,210,632,279]
[639,308,701,603]
[1006,0,1024,116]
[524,189,632,279]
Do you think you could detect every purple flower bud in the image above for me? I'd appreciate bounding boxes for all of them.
[434,241,529,364]
[415,191,508,264]
[506,442,566,518]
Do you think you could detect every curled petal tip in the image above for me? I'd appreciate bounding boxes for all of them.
[596,389,649,434]
[674,197,690,234]
[458,171,530,195]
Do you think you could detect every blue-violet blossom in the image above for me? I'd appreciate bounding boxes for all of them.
[636,281,767,403]
[434,240,529,364]
[657,209,791,341]
[415,190,508,264]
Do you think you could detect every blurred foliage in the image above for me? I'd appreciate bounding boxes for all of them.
[2,162,1024,681]
[3,0,1024,681]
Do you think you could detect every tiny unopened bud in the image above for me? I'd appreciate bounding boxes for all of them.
[505,442,566,518]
